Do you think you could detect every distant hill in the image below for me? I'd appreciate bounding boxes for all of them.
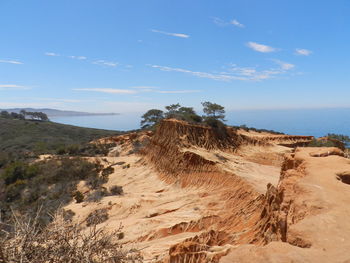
[0,117,121,155]
[1,108,119,117]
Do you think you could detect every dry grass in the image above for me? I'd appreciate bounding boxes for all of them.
[0,208,142,263]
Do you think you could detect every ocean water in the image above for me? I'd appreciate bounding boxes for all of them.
[50,108,350,138]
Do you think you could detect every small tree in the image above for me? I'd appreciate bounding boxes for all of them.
[0,111,10,119]
[140,109,164,129]
[10,112,24,120]
[20,109,26,119]
[37,112,49,121]
[25,111,49,121]
[178,106,202,123]
[201,101,226,121]
[164,103,181,118]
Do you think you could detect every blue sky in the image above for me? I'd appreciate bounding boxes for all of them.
[1,0,349,113]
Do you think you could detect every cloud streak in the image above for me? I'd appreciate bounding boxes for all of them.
[45,52,122,68]
[212,17,245,28]
[150,61,295,82]
[150,65,244,81]
[92,60,118,67]
[0,84,31,90]
[272,59,295,70]
[45,52,60,57]
[295,48,312,56]
[151,29,190,38]
[156,90,200,94]
[247,42,277,53]
[0,59,23,65]
[73,87,200,95]
[73,88,136,94]
[231,19,245,28]
[69,55,87,60]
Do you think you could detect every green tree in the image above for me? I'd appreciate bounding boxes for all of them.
[201,101,226,121]
[164,103,181,118]
[140,109,164,129]
[178,107,202,123]
[164,104,202,123]
[26,111,49,121]
[20,109,26,119]
[0,111,10,119]
[10,112,24,120]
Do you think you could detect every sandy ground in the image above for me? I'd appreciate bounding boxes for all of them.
[221,147,350,263]
[63,142,285,262]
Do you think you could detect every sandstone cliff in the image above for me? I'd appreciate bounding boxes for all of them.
[64,119,349,263]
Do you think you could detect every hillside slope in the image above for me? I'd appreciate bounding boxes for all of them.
[0,118,120,154]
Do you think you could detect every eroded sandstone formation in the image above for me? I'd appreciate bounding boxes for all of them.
[66,119,350,262]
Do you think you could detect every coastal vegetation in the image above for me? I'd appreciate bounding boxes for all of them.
[1,110,49,121]
[140,101,226,129]
[0,116,120,158]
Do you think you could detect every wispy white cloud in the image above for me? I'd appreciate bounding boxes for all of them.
[295,48,312,56]
[151,29,190,38]
[131,86,158,92]
[230,19,245,28]
[73,88,136,94]
[150,61,296,82]
[225,65,280,81]
[32,97,82,103]
[92,60,118,67]
[156,90,200,94]
[74,86,200,95]
[149,65,245,81]
[271,59,295,70]
[226,60,295,81]
[134,86,200,94]
[0,59,23,65]
[45,52,60,56]
[0,84,31,90]
[247,42,277,53]
[212,17,245,28]
[212,17,227,26]
[45,52,129,69]
[69,55,87,60]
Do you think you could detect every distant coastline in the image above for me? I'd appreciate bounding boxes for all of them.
[0,108,119,117]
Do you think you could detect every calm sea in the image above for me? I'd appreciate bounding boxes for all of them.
[50,108,350,138]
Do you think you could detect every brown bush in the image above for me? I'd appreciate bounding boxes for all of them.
[0,209,142,263]
[86,208,109,226]
[110,185,123,196]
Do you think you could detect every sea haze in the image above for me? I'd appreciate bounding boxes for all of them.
[50,108,350,137]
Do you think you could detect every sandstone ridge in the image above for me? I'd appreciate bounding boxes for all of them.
[67,119,349,262]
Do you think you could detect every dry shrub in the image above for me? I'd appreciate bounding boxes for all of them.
[109,185,123,196]
[86,208,109,226]
[0,208,142,263]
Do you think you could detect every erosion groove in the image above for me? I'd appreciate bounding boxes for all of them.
[140,119,317,262]
[60,120,350,262]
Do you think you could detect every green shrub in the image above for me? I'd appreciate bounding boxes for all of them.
[101,166,114,177]
[86,188,109,202]
[0,157,105,225]
[74,191,84,203]
[110,185,123,196]
[307,139,337,147]
[86,208,109,226]
[1,162,28,185]
[5,179,27,202]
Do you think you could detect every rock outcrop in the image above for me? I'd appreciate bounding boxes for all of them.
[221,147,350,263]
[66,119,349,263]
